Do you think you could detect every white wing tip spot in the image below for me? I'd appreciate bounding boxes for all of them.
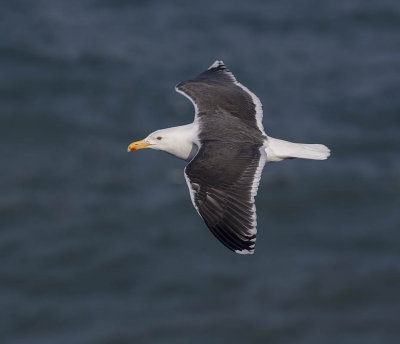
[208,60,225,70]
[235,249,255,255]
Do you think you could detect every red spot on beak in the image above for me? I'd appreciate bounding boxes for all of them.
[130,148,137,152]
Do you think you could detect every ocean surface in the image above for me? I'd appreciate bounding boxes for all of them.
[1,0,400,343]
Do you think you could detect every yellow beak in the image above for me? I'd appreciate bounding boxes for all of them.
[127,139,151,152]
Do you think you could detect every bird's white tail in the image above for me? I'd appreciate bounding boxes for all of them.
[265,137,331,162]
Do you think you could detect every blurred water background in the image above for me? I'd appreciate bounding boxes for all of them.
[1,0,400,343]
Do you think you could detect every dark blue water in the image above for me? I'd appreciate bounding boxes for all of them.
[1,0,400,343]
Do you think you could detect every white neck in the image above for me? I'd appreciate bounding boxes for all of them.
[152,123,199,161]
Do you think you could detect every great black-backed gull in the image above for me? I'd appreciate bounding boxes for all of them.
[128,61,330,254]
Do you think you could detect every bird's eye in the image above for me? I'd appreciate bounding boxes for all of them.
[156,136,162,140]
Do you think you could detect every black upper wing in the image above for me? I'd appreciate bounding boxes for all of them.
[184,140,266,254]
[175,61,265,135]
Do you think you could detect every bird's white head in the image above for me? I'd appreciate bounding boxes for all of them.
[127,128,172,152]
[127,125,197,160]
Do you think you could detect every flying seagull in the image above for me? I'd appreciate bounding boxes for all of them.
[128,61,330,254]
